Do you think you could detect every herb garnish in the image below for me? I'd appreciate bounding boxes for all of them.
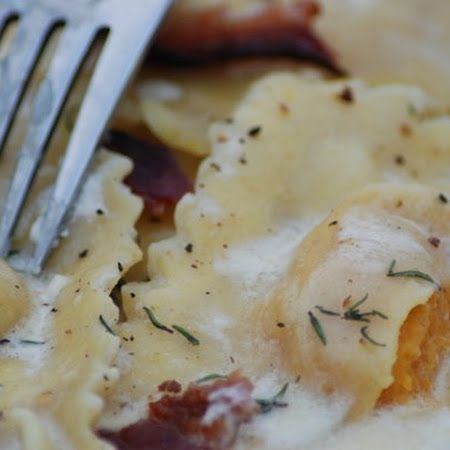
[360,326,386,347]
[195,373,227,383]
[316,294,388,323]
[143,307,173,334]
[99,315,116,335]
[314,293,389,347]
[20,339,45,345]
[308,311,326,345]
[387,260,438,286]
[315,305,340,316]
[255,383,289,414]
[172,325,200,346]
[0,339,10,345]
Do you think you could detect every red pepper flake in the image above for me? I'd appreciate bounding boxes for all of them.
[278,102,290,115]
[337,86,354,103]
[399,123,412,137]
[216,134,228,144]
[98,372,258,450]
[428,237,441,248]
[342,295,352,308]
[158,380,182,394]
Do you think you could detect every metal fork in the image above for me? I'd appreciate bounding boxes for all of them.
[0,0,173,274]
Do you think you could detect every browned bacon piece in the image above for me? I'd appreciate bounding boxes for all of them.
[149,0,342,73]
[98,372,258,450]
[104,131,193,216]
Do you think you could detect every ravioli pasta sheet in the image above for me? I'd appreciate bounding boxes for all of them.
[2,1,450,449]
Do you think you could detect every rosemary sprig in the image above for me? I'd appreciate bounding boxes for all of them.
[143,307,173,334]
[195,373,227,384]
[387,259,438,287]
[308,311,326,346]
[255,383,289,414]
[99,315,116,335]
[360,326,386,347]
[172,325,200,346]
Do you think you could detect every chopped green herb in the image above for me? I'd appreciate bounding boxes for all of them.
[195,373,227,384]
[387,259,438,286]
[255,383,289,414]
[315,305,340,316]
[143,307,173,334]
[99,315,116,335]
[360,326,386,347]
[343,294,371,322]
[172,325,200,346]
[308,311,326,345]
[20,339,45,345]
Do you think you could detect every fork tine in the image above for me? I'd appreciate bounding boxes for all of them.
[0,24,97,257]
[0,10,58,152]
[30,3,173,273]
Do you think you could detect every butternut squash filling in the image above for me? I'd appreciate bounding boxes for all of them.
[378,288,450,406]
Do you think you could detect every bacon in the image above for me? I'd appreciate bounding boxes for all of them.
[104,131,193,216]
[149,0,343,74]
[98,372,258,450]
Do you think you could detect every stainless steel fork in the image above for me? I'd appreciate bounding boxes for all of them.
[0,0,173,274]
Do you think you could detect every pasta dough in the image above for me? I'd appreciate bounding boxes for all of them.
[101,73,450,447]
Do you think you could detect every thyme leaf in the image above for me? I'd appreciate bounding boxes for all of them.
[143,307,173,334]
[315,305,340,316]
[387,259,438,286]
[308,311,326,345]
[195,373,227,384]
[20,339,45,345]
[360,326,386,347]
[99,315,116,335]
[172,325,200,346]
[255,383,289,414]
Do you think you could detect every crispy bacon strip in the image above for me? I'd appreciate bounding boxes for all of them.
[149,0,342,73]
[98,372,258,450]
[104,131,193,216]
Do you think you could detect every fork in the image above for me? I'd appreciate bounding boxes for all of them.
[0,0,173,274]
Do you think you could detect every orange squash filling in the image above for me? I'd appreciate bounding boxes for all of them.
[378,287,450,406]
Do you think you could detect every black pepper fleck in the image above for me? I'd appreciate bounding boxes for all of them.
[78,249,89,258]
[118,262,123,272]
[185,243,193,253]
[248,126,262,137]
[439,193,448,204]
[337,86,354,103]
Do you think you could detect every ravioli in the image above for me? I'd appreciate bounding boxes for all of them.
[269,183,450,417]
[0,151,142,450]
[101,73,450,446]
